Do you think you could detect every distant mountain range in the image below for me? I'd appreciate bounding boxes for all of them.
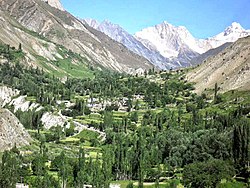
[84,19,250,69]
[1,0,249,73]
[83,19,171,69]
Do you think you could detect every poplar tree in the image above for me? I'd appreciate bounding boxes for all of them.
[0,150,19,188]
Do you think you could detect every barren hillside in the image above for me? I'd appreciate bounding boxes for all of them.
[186,36,250,93]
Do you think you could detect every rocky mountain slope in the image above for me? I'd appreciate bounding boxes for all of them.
[190,42,232,66]
[0,108,32,151]
[186,36,250,93]
[0,0,152,74]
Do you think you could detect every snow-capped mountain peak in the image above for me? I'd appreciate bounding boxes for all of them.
[222,22,246,37]
[208,22,250,48]
[135,21,250,59]
[225,22,244,33]
[83,19,174,69]
[135,21,201,58]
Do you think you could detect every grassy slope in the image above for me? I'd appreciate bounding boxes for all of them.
[10,22,96,79]
[33,45,95,79]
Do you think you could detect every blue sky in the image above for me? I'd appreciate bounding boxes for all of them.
[61,0,250,39]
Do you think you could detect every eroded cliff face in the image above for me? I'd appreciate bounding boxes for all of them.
[0,108,32,151]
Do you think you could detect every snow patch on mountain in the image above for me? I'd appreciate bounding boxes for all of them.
[41,0,64,11]
[84,18,100,29]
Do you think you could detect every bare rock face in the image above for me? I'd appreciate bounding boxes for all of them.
[0,86,20,107]
[41,112,68,129]
[41,0,64,11]
[0,109,32,151]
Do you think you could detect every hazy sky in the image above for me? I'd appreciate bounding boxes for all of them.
[61,0,250,39]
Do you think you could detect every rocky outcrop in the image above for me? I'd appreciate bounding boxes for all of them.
[0,86,20,107]
[9,96,40,112]
[0,108,32,151]
[41,111,68,129]
[0,86,41,112]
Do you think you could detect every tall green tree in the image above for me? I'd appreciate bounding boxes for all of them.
[77,148,86,188]
[31,154,46,176]
[57,151,72,188]
[233,119,250,178]
[0,150,20,188]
